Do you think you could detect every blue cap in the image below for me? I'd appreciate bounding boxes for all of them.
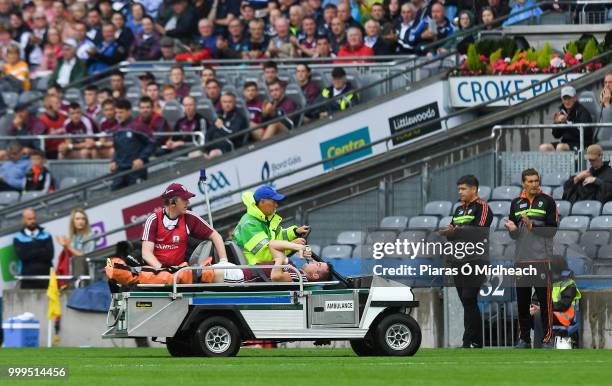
[254,185,285,202]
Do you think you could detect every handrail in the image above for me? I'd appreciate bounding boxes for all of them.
[0,132,205,152]
[125,55,418,67]
[170,264,304,299]
[492,123,612,170]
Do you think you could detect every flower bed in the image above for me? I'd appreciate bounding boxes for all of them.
[452,38,605,76]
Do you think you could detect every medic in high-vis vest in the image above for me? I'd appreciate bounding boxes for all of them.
[232,185,311,265]
[141,183,228,268]
[551,269,582,327]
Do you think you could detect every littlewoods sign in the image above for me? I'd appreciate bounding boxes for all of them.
[449,74,584,107]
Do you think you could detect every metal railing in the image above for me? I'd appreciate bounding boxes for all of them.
[14,274,91,288]
[0,132,205,153]
[492,123,612,180]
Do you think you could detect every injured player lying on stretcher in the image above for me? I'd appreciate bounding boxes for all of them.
[106,239,331,286]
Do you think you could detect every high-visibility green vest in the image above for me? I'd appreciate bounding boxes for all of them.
[321,88,354,110]
[552,278,582,310]
[232,191,298,265]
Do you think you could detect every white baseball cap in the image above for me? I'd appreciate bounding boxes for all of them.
[561,86,576,98]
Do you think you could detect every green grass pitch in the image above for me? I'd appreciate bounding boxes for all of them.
[1,347,611,386]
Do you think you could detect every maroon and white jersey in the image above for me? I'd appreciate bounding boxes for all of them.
[64,115,97,143]
[142,209,214,265]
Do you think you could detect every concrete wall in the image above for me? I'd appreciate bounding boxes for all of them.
[2,288,443,349]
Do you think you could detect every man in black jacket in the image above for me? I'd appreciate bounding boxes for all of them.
[440,175,493,348]
[505,168,558,349]
[563,144,612,203]
[540,86,593,152]
[13,208,54,289]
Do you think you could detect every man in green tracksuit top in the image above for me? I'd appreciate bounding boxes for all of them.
[233,185,310,265]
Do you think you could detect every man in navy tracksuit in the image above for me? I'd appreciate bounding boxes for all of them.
[13,208,54,289]
[109,98,155,191]
[505,168,558,349]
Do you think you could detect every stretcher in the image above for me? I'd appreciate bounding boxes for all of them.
[102,240,422,357]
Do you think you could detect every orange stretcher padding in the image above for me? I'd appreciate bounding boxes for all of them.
[105,257,214,285]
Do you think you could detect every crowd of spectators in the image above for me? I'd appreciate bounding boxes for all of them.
[0,0,566,95]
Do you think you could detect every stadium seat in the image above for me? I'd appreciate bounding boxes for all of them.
[60,177,81,190]
[552,186,564,200]
[408,216,439,230]
[423,201,452,217]
[360,74,383,101]
[1,91,18,108]
[439,216,453,229]
[397,230,427,243]
[197,100,218,123]
[597,245,612,259]
[578,91,599,122]
[488,201,511,216]
[553,244,567,257]
[65,88,82,103]
[0,191,20,206]
[556,200,571,218]
[161,100,184,127]
[580,230,610,247]
[490,216,499,230]
[602,202,612,215]
[491,186,521,200]
[336,231,365,245]
[379,216,408,231]
[559,216,590,230]
[352,244,373,259]
[126,86,141,100]
[553,230,580,246]
[189,88,204,99]
[321,244,353,259]
[497,216,509,230]
[541,173,568,187]
[565,254,591,275]
[510,173,522,186]
[366,231,398,244]
[589,216,612,230]
[490,230,514,246]
[478,186,491,201]
[570,200,602,217]
[540,186,552,196]
[20,191,45,202]
[309,245,321,256]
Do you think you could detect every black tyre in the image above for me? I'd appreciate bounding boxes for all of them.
[193,316,241,357]
[350,338,378,356]
[373,313,421,356]
[166,336,194,357]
